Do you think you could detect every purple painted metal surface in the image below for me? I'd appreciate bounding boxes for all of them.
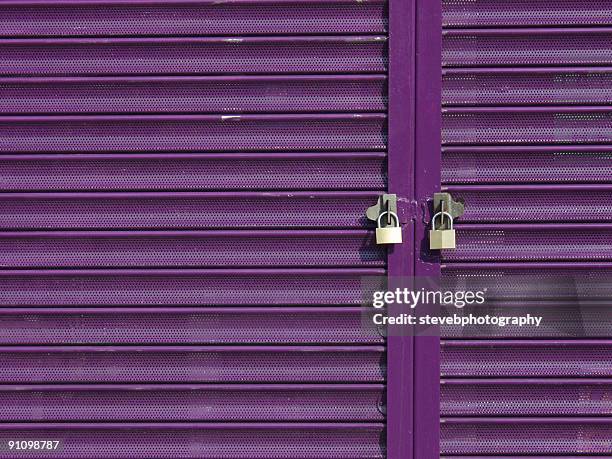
[443,263,612,300]
[0,307,383,344]
[441,379,612,416]
[0,114,387,153]
[0,76,387,114]
[441,418,612,455]
[442,146,612,184]
[441,340,612,377]
[0,345,386,383]
[443,68,612,106]
[0,230,384,268]
[443,184,612,222]
[0,268,385,306]
[386,0,414,458]
[443,28,612,67]
[0,0,388,36]
[413,0,442,457]
[0,0,448,456]
[441,303,612,338]
[0,153,387,191]
[0,423,385,459]
[441,7,612,446]
[0,192,380,229]
[443,0,612,27]
[0,37,387,76]
[0,384,385,422]
[442,223,612,261]
[443,107,612,145]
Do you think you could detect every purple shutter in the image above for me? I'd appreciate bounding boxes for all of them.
[0,1,395,457]
[441,1,612,456]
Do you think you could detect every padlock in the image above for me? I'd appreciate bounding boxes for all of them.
[376,211,402,245]
[429,211,456,250]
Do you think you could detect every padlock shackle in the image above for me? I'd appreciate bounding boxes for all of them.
[432,211,454,230]
[377,211,400,228]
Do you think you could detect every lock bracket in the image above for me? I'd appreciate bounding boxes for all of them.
[366,193,397,225]
[366,194,417,225]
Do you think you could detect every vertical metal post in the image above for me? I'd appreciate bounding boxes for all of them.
[414,0,442,457]
[387,0,441,458]
[387,0,415,457]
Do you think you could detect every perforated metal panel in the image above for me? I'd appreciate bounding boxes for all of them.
[0,384,386,422]
[0,192,382,229]
[442,380,612,416]
[442,419,612,455]
[443,29,612,67]
[0,0,388,36]
[442,146,612,184]
[0,308,383,344]
[0,230,384,268]
[443,0,612,27]
[0,76,387,114]
[441,2,612,457]
[0,1,389,457]
[443,108,612,145]
[0,153,387,191]
[0,424,385,459]
[443,69,612,106]
[443,224,612,261]
[0,37,387,76]
[0,115,387,153]
[0,269,385,306]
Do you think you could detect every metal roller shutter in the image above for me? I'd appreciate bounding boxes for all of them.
[441,0,612,456]
[0,1,400,457]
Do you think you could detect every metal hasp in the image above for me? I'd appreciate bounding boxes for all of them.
[367,194,403,245]
[366,193,398,225]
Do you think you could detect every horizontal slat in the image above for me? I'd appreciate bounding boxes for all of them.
[0,76,387,114]
[442,0,612,27]
[0,268,385,306]
[0,0,387,36]
[0,345,385,383]
[441,340,612,377]
[443,185,612,222]
[0,307,383,344]
[443,68,612,106]
[443,29,612,67]
[0,384,384,421]
[0,153,387,191]
[441,418,612,455]
[443,224,612,262]
[443,107,612,145]
[0,423,384,459]
[0,230,384,268]
[441,379,612,416]
[443,263,612,300]
[0,114,387,153]
[442,146,612,184]
[0,192,380,229]
[441,303,612,338]
[0,37,387,76]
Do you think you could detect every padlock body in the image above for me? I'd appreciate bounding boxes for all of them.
[376,227,403,244]
[429,229,456,249]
